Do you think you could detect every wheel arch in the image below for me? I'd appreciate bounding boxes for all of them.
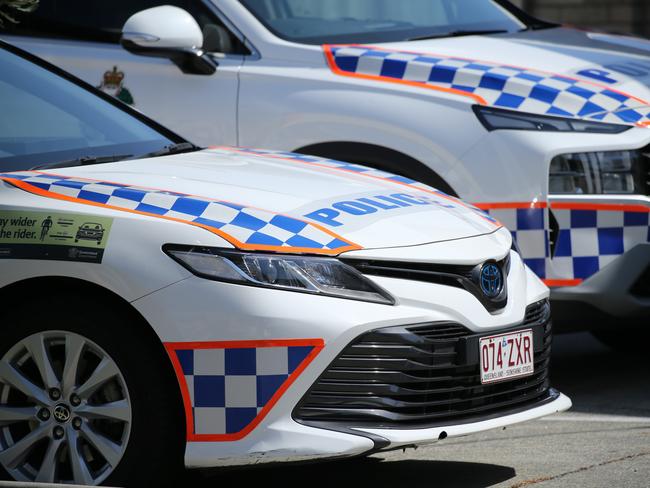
[0,276,156,338]
[0,276,187,436]
[295,141,458,196]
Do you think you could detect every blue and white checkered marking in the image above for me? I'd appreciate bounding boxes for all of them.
[174,345,314,436]
[0,171,354,253]
[548,208,650,281]
[327,45,650,125]
[487,206,650,282]
[484,207,549,279]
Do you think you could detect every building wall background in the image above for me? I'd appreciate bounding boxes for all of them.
[510,0,650,38]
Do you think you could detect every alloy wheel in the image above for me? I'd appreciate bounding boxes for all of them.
[0,331,131,484]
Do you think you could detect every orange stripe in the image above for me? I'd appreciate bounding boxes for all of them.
[163,338,322,350]
[164,343,196,441]
[550,202,650,212]
[29,170,361,251]
[164,339,324,442]
[0,175,361,255]
[460,201,650,212]
[474,201,548,210]
[323,45,488,105]
[543,279,583,287]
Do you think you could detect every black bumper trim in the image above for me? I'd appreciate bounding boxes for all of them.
[551,243,650,331]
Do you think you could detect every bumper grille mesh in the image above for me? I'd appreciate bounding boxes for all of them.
[294,300,552,427]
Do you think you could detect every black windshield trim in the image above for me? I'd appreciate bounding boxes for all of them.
[492,0,558,30]
[408,29,511,41]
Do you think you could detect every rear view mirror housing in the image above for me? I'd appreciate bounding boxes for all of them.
[121,6,217,75]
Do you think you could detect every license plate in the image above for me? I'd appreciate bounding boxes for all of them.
[479,329,534,384]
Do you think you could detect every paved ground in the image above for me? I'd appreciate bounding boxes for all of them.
[194,332,650,488]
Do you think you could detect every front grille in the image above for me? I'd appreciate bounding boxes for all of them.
[341,254,510,313]
[294,300,552,428]
[341,255,510,288]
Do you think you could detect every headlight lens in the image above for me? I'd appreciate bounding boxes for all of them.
[165,246,395,305]
[549,150,649,194]
[473,106,631,134]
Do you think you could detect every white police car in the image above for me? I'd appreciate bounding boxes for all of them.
[2,1,650,345]
[0,41,570,486]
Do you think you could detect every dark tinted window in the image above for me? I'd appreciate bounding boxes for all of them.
[0,46,178,171]
[1,0,246,53]
[239,0,526,44]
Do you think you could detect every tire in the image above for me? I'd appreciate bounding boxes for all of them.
[0,293,184,486]
[591,329,650,354]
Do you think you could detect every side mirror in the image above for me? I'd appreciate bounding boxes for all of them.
[121,5,217,75]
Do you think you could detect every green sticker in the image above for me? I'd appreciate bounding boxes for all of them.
[0,211,113,263]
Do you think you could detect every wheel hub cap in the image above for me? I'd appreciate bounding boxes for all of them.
[52,404,71,424]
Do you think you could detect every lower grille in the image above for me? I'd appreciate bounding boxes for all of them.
[294,300,552,428]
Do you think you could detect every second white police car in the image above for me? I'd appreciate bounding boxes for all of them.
[0,41,569,486]
[3,0,650,347]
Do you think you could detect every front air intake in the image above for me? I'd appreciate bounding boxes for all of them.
[294,300,553,428]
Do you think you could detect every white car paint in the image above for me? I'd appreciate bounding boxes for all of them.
[4,3,649,323]
[0,148,570,468]
[122,5,204,49]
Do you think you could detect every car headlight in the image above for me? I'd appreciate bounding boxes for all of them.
[164,246,395,305]
[549,150,649,194]
[473,106,631,134]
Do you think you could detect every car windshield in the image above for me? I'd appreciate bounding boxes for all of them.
[0,46,183,172]
[239,0,528,45]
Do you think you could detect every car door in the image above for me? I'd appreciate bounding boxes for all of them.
[2,0,246,147]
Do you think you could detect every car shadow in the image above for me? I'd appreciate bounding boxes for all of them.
[550,332,650,417]
[192,457,516,488]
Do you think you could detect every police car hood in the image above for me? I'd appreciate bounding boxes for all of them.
[335,27,650,125]
[7,148,502,253]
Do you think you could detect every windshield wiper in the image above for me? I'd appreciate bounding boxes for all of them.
[408,29,509,41]
[30,154,133,170]
[132,142,201,160]
[27,143,201,171]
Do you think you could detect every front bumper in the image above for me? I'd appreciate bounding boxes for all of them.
[294,301,553,431]
[181,311,569,467]
[551,243,650,331]
[185,390,571,467]
[354,389,571,449]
